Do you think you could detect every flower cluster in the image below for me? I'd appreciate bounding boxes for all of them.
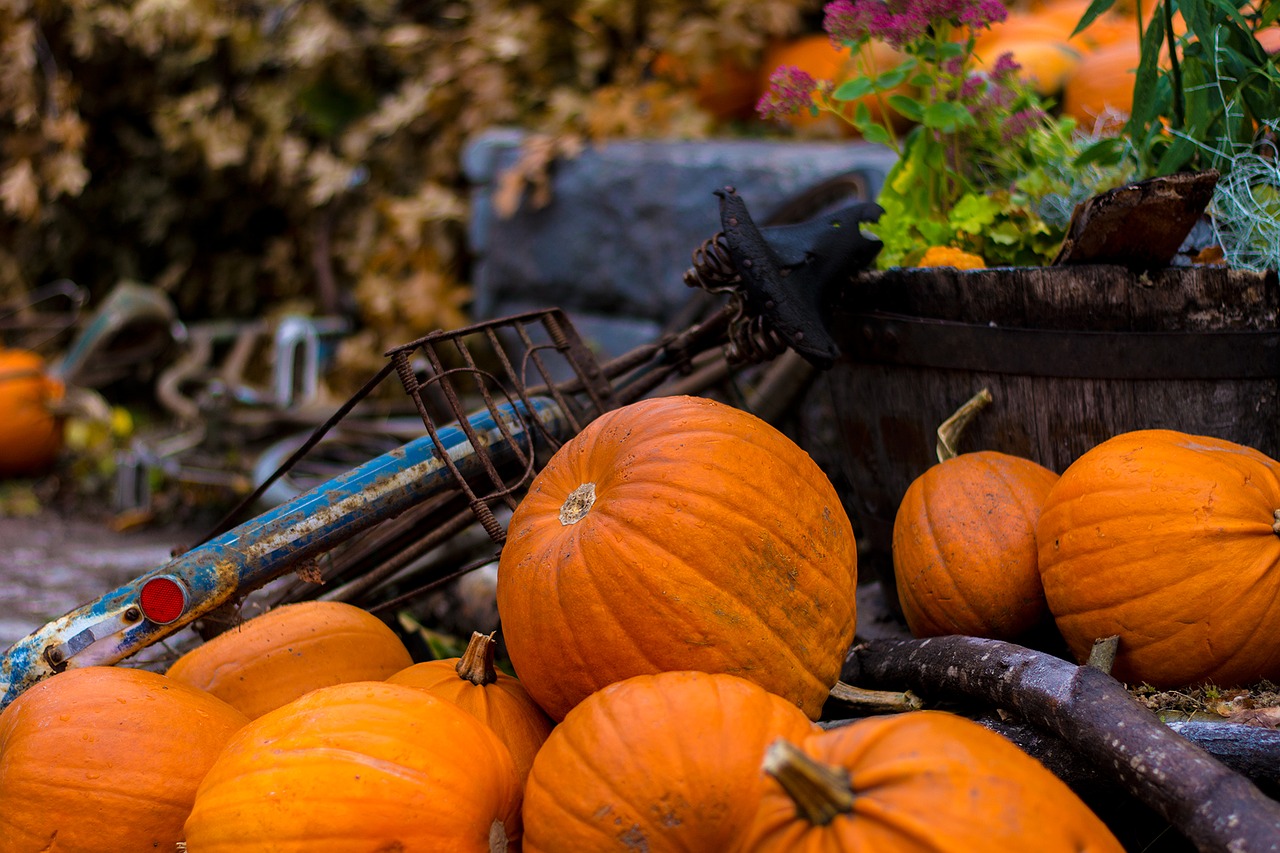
[823,0,1007,50]
[756,0,1119,267]
[756,67,821,122]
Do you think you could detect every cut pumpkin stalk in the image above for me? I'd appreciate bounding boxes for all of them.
[827,680,923,713]
[761,738,855,826]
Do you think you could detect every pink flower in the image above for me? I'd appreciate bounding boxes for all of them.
[991,52,1022,81]
[959,73,985,101]
[824,0,929,49]
[957,0,1007,30]
[1002,106,1046,141]
[824,0,1006,47]
[756,66,818,121]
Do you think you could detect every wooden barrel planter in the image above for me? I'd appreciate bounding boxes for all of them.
[823,263,1280,604]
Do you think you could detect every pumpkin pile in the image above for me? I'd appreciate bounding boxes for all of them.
[890,409,1280,691]
[0,394,1163,850]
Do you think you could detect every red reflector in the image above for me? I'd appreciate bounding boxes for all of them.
[139,577,187,624]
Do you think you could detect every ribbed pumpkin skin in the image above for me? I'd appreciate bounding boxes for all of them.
[386,657,553,783]
[522,671,817,853]
[1037,429,1280,688]
[893,451,1059,640]
[184,681,522,853]
[0,666,248,853]
[165,600,414,718]
[497,395,858,721]
[730,711,1123,853]
[0,348,65,477]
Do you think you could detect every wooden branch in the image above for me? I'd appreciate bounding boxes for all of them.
[975,717,1280,795]
[853,636,1280,853]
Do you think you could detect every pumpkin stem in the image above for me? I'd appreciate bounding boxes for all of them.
[560,483,596,525]
[489,818,509,853]
[456,631,499,686]
[1272,509,1280,536]
[1086,635,1120,674]
[935,387,993,462]
[828,680,923,713]
[762,738,855,826]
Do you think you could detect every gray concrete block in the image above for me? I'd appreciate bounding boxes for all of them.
[464,129,897,337]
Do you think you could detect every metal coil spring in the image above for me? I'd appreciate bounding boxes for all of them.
[684,233,789,366]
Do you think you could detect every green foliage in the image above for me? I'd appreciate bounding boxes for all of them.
[1075,0,1280,179]
[817,11,1132,267]
[1073,0,1280,270]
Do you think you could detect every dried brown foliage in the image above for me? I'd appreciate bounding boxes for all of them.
[1,0,816,378]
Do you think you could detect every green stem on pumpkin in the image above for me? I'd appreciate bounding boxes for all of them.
[762,738,855,826]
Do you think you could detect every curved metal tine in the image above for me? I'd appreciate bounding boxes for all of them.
[0,279,88,351]
[50,281,181,388]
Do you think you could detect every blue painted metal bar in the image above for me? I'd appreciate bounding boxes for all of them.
[0,396,568,711]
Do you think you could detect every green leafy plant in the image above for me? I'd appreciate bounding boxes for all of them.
[758,0,1135,268]
[1073,0,1280,270]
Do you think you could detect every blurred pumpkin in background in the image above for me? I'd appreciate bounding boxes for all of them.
[0,349,65,478]
[972,0,1140,99]
[1061,39,1143,131]
[652,50,762,122]
[759,34,914,136]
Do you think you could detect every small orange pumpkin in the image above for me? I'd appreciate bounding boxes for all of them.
[0,348,65,478]
[522,671,817,853]
[916,245,986,270]
[1037,429,1280,688]
[0,666,247,853]
[386,630,554,783]
[730,711,1123,852]
[165,600,414,719]
[497,395,858,722]
[184,681,522,852]
[894,450,1060,641]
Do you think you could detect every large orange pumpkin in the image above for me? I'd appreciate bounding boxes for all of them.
[893,450,1060,641]
[0,348,65,478]
[165,600,414,718]
[729,711,1123,852]
[522,670,817,853]
[496,395,858,721]
[184,681,523,852]
[0,666,248,853]
[1037,429,1280,688]
[386,630,554,783]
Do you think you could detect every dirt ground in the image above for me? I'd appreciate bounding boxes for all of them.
[0,513,204,649]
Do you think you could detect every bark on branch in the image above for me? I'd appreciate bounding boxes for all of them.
[853,636,1280,853]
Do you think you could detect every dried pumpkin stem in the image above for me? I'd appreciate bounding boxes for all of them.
[489,818,509,853]
[560,483,596,525]
[1272,509,1280,536]
[456,631,499,686]
[935,387,993,462]
[762,738,855,826]
[828,680,923,713]
[1086,635,1120,674]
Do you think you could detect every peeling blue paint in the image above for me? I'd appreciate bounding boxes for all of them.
[0,396,567,710]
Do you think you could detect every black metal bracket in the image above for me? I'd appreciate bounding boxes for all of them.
[713,185,883,369]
